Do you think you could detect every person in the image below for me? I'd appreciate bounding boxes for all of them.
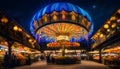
[40,54,45,61]
[11,53,17,67]
[3,52,9,68]
[26,55,31,65]
[46,53,51,64]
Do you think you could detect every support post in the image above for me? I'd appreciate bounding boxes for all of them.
[99,49,102,63]
[62,45,65,56]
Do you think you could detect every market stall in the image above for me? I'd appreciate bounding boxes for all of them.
[0,36,8,66]
[0,39,41,66]
[102,44,120,66]
[11,42,41,66]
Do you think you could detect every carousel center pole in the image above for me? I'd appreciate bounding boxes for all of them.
[62,45,65,56]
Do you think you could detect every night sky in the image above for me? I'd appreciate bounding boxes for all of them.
[0,0,120,36]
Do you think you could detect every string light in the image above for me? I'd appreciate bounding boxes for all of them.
[111,23,116,28]
[100,34,103,38]
[1,17,8,23]
[110,16,116,20]
[104,24,109,29]
[13,26,18,31]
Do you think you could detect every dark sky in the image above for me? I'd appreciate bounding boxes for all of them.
[0,0,120,36]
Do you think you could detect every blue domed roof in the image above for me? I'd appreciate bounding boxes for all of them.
[30,2,94,36]
[34,2,92,22]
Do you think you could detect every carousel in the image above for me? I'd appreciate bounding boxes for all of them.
[30,2,94,64]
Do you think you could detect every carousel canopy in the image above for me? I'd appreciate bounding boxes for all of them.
[30,2,94,44]
[33,2,92,21]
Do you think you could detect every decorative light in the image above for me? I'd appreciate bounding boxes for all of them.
[110,16,116,20]
[44,17,47,22]
[56,35,69,41]
[100,34,103,38]
[107,29,110,32]
[117,9,120,14]
[53,15,57,21]
[62,14,65,20]
[47,42,80,47]
[111,23,116,28]
[13,26,18,31]
[29,39,32,42]
[26,34,30,38]
[1,17,8,23]
[117,19,120,23]
[18,28,22,32]
[95,35,98,38]
[97,32,100,35]
[72,15,76,20]
[104,24,109,29]
[107,21,111,24]
[24,47,29,51]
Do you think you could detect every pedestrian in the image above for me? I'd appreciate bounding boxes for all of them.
[3,52,9,68]
[11,53,17,67]
[46,53,51,64]
[26,55,31,65]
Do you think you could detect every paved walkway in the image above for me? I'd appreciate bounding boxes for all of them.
[15,60,112,69]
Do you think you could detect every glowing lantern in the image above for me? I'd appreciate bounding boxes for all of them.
[97,32,100,35]
[72,15,76,20]
[1,17,8,23]
[47,44,49,47]
[13,26,18,31]
[110,16,116,20]
[107,29,110,32]
[29,39,32,42]
[111,23,116,28]
[62,14,65,20]
[53,15,57,21]
[104,24,109,29]
[117,9,120,14]
[44,17,48,22]
[100,34,103,38]
[107,21,110,24]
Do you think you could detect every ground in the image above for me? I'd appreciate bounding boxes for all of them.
[15,60,113,69]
